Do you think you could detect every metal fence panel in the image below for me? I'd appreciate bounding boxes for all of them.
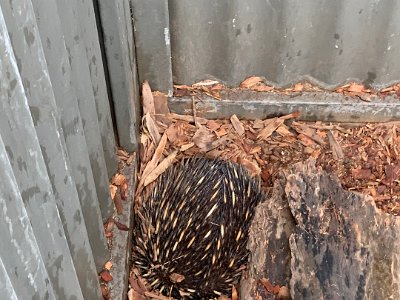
[55,0,114,222]
[95,0,141,151]
[0,6,83,297]
[0,258,18,300]
[133,0,400,90]
[0,0,123,296]
[77,0,118,179]
[0,135,54,299]
[31,0,110,273]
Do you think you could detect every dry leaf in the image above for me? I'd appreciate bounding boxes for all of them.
[104,261,113,270]
[128,289,146,300]
[347,83,364,93]
[168,113,208,125]
[327,130,344,160]
[232,285,238,300]
[144,151,178,186]
[207,120,222,131]
[192,79,220,86]
[142,81,155,115]
[121,182,129,200]
[277,286,290,299]
[230,114,245,136]
[145,113,161,145]
[252,84,274,92]
[292,122,325,145]
[257,118,284,140]
[144,291,173,300]
[240,76,263,88]
[109,184,118,200]
[249,145,261,154]
[112,173,127,186]
[141,133,168,180]
[193,126,215,150]
[275,124,294,137]
[114,192,123,215]
[253,119,264,129]
[100,269,113,282]
[114,220,129,231]
[180,143,195,151]
[260,278,274,292]
[153,91,169,115]
[293,83,304,92]
[116,148,130,160]
[241,158,261,177]
[352,168,372,180]
[215,127,228,137]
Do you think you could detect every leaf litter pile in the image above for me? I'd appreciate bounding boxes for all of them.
[125,80,400,300]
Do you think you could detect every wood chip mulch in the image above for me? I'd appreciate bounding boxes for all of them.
[126,80,400,300]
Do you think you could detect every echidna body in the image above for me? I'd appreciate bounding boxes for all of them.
[132,157,265,299]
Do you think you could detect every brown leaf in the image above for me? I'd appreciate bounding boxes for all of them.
[230,114,245,136]
[252,119,264,129]
[112,173,127,186]
[144,291,172,300]
[144,151,178,187]
[260,278,274,292]
[257,118,284,140]
[352,168,372,180]
[169,273,185,283]
[293,83,304,92]
[145,113,161,145]
[128,289,147,300]
[153,91,169,115]
[193,126,215,150]
[251,84,274,92]
[292,122,325,145]
[120,182,129,200]
[277,286,290,299]
[168,113,208,125]
[116,149,130,160]
[142,81,155,115]
[240,158,261,177]
[100,269,113,282]
[141,133,168,180]
[101,285,109,300]
[275,124,294,137]
[114,191,123,215]
[347,83,364,93]
[327,131,344,160]
[114,220,129,231]
[240,76,263,88]
[104,261,113,270]
[180,142,195,151]
[207,120,222,131]
[109,184,118,200]
[192,79,220,87]
[232,285,238,300]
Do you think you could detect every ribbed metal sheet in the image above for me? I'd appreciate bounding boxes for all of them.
[169,0,400,89]
[0,0,124,297]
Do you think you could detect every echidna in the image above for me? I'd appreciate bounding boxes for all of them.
[132,157,265,299]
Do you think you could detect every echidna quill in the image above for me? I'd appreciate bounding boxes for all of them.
[132,157,265,299]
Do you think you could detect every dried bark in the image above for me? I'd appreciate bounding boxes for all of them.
[241,160,400,299]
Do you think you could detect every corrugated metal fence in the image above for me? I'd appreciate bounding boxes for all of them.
[133,0,400,93]
[0,0,138,298]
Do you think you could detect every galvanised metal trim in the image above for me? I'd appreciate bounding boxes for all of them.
[169,94,400,123]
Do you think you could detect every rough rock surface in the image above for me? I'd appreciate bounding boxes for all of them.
[241,160,400,299]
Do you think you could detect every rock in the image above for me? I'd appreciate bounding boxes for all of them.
[241,160,400,299]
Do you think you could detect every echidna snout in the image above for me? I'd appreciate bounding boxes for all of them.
[132,157,265,299]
